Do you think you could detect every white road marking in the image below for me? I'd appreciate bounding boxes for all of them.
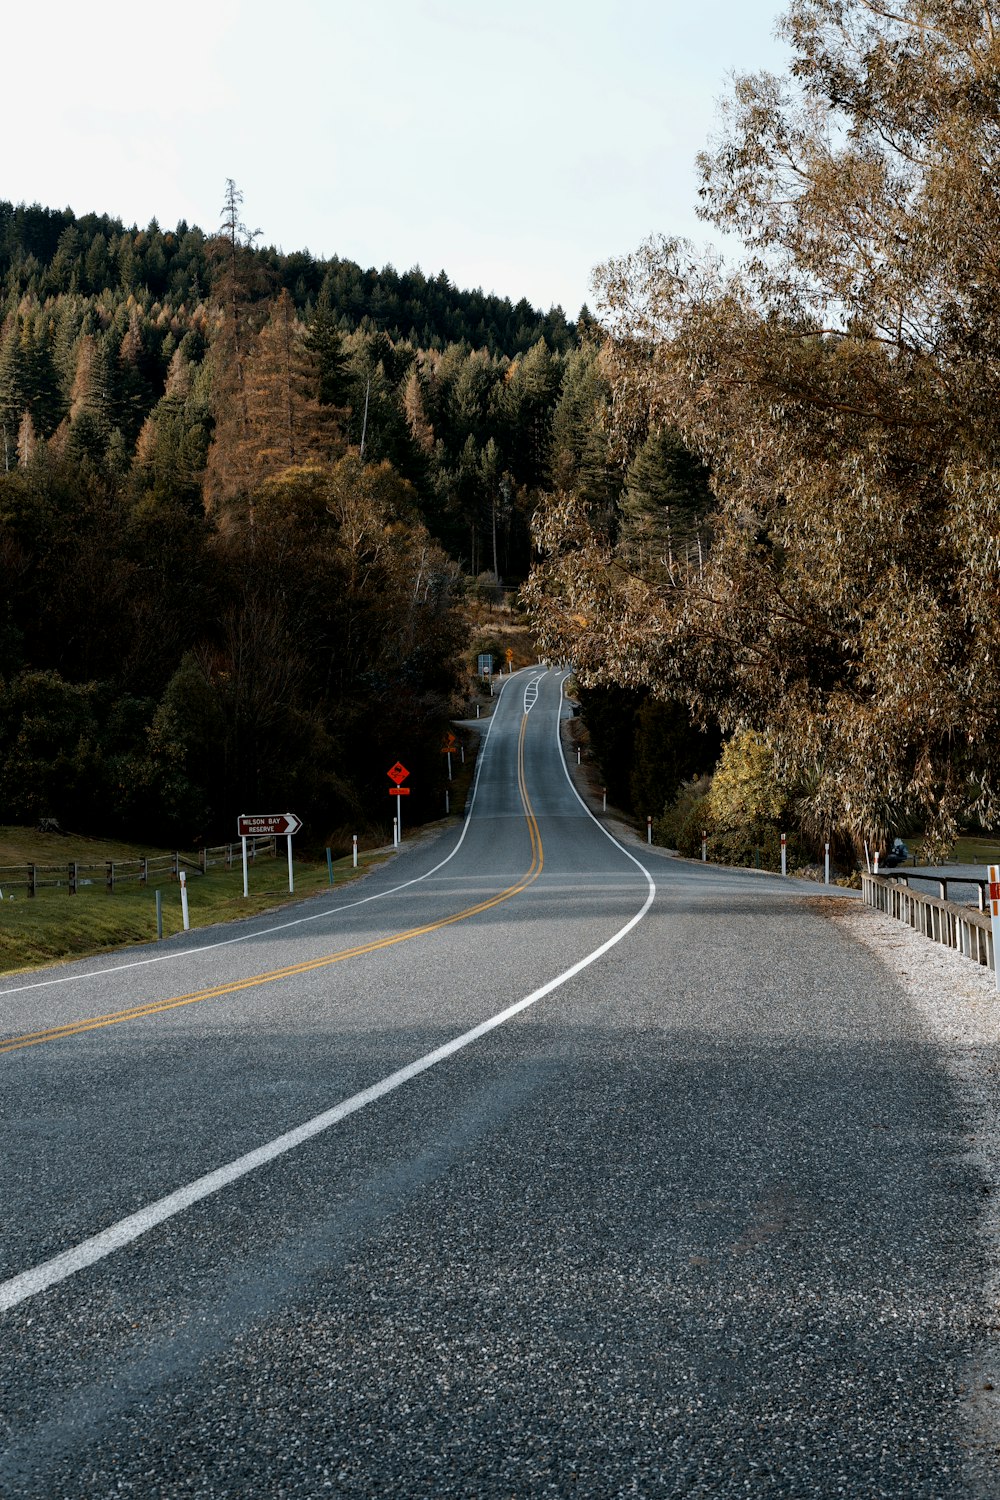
[0,673,531,1002]
[522,673,544,714]
[0,670,656,1315]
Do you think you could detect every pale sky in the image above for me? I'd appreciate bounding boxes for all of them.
[2,0,789,317]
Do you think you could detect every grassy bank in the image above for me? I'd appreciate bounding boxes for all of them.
[0,827,389,976]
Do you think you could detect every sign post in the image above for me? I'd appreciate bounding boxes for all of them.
[387,762,410,842]
[988,866,1000,991]
[442,732,457,781]
[237,813,303,896]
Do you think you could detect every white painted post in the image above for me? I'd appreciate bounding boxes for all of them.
[447,751,452,781]
[287,834,294,894]
[392,816,398,848]
[241,836,249,898]
[701,831,707,863]
[602,788,607,812]
[352,834,358,869]
[445,789,450,815]
[647,816,652,845]
[780,832,787,877]
[874,850,880,876]
[179,870,190,930]
[988,866,1000,990]
[460,745,465,764]
[824,842,831,885]
[477,704,481,718]
[397,793,403,842]
[576,746,581,766]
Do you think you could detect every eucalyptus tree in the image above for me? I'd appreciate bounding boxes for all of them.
[528,0,1000,851]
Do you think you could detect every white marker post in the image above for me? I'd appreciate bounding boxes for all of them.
[241,837,249,898]
[393,816,398,848]
[287,834,294,895]
[647,816,652,845]
[989,866,1000,992]
[701,831,707,863]
[824,842,831,885]
[447,751,452,781]
[352,834,358,869]
[780,832,787,877]
[873,850,880,876]
[603,788,607,813]
[179,870,190,931]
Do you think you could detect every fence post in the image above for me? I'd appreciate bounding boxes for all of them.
[141,857,148,887]
[69,861,77,896]
[226,843,233,871]
[106,861,115,894]
[27,863,36,897]
[172,851,179,881]
[200,848,207,874]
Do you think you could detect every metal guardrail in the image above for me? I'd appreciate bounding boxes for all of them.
[862,873,993,969]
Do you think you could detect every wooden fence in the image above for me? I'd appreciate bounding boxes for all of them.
[862,872,994,970]
[0,837,277,898]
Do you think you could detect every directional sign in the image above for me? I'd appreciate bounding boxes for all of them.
[237,812,302,838]
[387,762,410,786]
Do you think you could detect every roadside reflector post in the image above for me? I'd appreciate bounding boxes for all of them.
[577,746,581,766]
[326,849,334,885]
[461,744,465,764]
[393,816,398,848]
[447,751,452,781]
[603,788,607,813]
[155,887,163,939]
[874,850,880,876]
[780,832,787,877]
[179,869,190,931]
[988,865,1000,989]
[824,842,831,885]
[445,789,450,815]
[352,834,358,869]
[647,816,652,845]
[241,835,249,898]
[701,831,707,863]
[477,704,481,718]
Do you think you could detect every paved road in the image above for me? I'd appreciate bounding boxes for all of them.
[0,669,995,1497]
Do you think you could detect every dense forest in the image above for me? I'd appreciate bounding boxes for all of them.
[0,183,708,849]
[0,184,594,845]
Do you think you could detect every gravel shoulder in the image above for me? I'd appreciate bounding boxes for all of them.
[828,899,1000,1494]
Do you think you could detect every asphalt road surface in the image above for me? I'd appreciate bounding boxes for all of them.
[0,668,996,1497]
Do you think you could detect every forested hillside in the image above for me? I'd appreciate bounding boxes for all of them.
[0,185,596,845]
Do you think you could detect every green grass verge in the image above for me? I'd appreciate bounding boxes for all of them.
[0,842,388,977]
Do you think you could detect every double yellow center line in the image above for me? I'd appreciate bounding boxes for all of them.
[1,716,543,1058]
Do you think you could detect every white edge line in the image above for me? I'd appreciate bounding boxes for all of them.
[0,669,656,1315]
[0,672,528,1001]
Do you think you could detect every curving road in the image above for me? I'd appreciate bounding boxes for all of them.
[0,668,995,1497]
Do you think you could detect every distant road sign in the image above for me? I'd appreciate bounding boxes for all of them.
[477,653,493,676]
[388,787,411,796]
[237,813,302,838]
[441,732,457,753]
[387,762,410,786]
